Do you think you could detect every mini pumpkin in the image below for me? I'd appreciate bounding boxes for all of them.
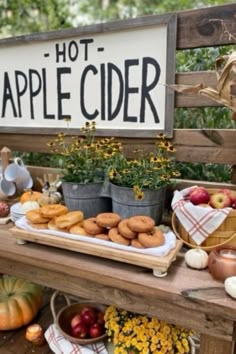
[20,190,42,204]
[184,248,209,269]
[0,276,43,330]
[38,191,62,206]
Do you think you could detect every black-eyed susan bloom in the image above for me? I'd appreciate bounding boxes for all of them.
[107,134,180,199]
[47,121,122,184]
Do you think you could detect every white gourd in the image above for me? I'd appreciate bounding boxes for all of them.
[224,277,236,299]
[184,248,209,269]
[20,201,40,214]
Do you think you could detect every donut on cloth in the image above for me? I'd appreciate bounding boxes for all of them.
[118,219,137,239]
[96,212,121,228]
[83,217,105,235]
[40,204,68,218]
[138,228,165,248]
[128,215,155,233]
[108,227,131,246]
[55,210,84,229]
[26,209,50,224]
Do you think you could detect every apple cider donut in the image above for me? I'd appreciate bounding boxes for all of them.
[48,218,69,232]
[96,212,121,228]
[55,210,84,229]
[69,223,92,236]
[131,238,146,249]
[83,217,105,235]
[40,204,68,219]
[128,215,155,233]
[26,209,50,224]
[138,228,165,248]
[108,227,131,246]
[118,219,137,239]
[95,233,110,241]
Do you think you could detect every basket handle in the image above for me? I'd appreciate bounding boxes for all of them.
[50,290,71,323]
[172,211,236,251]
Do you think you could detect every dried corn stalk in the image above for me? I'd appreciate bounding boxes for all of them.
[171,51,236,119]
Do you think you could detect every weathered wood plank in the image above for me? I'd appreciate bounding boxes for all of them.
[200,334,234,354]
[177,3,236,49]
[1,129,235,165]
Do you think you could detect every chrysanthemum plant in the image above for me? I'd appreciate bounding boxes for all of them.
[105,306,194,354]
[48,121,123,184]
[108,134,180,200]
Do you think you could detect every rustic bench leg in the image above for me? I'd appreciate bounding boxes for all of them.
[200,334,234,354]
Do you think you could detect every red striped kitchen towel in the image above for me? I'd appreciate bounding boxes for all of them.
[45,324,108,354]
[171,187,232,245]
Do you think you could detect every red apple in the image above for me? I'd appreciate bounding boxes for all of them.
[209,192,232,209]
[189,187,210,205]
[71,323,88,338]
[70,314,82,329]
[0,201,10,217]
[229,190,236,204]
[89,323,104,338]
[218,189,236,205]
[80,306,96,317]
[81,310,97,326]
[97,311,105,325]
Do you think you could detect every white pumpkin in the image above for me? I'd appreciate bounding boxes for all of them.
[184,248,209,269]
[20,201,40,214]
[224,277,236,299]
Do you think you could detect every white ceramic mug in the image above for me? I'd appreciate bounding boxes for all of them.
[15,175,33,193]
[0,175,16,199]
[4,157,30,183]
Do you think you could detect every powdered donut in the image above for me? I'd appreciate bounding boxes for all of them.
[138,228,165,248]
[118,219,137,239]
[96,212,121,228]
[40,204,68,218]
[69,223,93,236]
[55,210,84,229]
[128,215,155,233]
[108,227,130,246]
[131,238,146,248]
[95,233,110,241]
[83,217,105,235]
[26,209,50,224]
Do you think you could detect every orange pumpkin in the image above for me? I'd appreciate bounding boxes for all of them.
[20,190,42,204]
[0,276,43,330]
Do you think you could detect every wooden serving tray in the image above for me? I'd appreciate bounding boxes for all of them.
[10,226,183,277]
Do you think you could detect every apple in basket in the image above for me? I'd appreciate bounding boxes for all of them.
[70,305,105,339]
[209,192,232,209]
[189,187,210,205]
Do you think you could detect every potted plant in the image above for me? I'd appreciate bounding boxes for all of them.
[104,305,195,354]
[47,121,122,217]
[107,134,180,224]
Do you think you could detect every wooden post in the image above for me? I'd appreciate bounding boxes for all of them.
[0,147,12,173]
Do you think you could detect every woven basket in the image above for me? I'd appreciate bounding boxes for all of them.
[172,188,236,250]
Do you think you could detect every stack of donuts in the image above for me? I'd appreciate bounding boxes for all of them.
[25,205,165,249]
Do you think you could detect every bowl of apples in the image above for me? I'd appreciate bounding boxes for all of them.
[50,291,107,344]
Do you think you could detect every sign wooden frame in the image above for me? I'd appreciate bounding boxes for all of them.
[0,13,177,138]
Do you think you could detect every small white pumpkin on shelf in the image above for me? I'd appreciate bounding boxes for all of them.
[184,248,209,269]
[224,276,236,299]
[20,200,40,214]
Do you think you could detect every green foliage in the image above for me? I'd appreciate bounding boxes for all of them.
[0,0,74,37]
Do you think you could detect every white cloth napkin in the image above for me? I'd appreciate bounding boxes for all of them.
[45,324,108,354]
[15,216,177,257]
[171,186,232,245]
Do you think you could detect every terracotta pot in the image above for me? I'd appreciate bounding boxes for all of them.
[208,246,236,282]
